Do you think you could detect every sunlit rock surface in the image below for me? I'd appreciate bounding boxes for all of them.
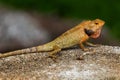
[0,45,120,80]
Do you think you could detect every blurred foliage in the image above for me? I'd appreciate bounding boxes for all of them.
[0,0,120,39]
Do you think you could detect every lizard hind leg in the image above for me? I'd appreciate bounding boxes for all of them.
[49,45,61,58]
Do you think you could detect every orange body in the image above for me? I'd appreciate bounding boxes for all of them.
[0,19,105,58]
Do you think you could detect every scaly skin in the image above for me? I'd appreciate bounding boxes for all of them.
[0,19,105,58]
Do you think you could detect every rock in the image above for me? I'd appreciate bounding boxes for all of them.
[0,45,120,80]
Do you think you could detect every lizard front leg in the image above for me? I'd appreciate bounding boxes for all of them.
[79,43,89,51]
[85,42,98,47]
[79,36,89,51]
[79,41,99,60]
[49,45,61,58]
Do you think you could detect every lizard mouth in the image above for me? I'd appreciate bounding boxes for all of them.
[91,29,101,38]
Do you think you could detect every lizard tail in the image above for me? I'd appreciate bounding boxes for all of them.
[0,43,53,58]
[0,47,37,58]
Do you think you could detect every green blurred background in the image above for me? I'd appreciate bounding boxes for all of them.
[0,0,120,42]
[0,0,120,39]
[0,0,119,53]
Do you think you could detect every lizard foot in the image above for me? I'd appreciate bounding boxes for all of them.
[48,54,59,62]
[83,48,89,51]
[48,54,57,59]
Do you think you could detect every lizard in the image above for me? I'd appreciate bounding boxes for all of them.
[0,19,105,58]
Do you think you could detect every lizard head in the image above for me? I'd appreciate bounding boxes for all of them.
[84,19,105,38]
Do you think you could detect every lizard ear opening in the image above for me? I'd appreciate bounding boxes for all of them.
[84,28,94,36]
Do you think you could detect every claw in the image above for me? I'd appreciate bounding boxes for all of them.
[83,48,89,51]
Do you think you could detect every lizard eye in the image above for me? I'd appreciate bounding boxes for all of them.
[84,28,94,36]
[95,22,98,25]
